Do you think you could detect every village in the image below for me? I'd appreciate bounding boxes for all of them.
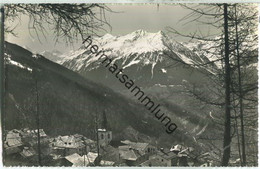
[3,126,214,167]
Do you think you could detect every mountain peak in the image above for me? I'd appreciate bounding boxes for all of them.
[86,30,168,55]
[126,29,166,41]
[60,29,214,76]
[131,29,147,36]
[60,30,175,69]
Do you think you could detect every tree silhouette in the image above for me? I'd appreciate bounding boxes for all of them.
[4,4,111,43]
[166,3,257,166]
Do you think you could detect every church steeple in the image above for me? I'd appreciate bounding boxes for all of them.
[101,110,108,130]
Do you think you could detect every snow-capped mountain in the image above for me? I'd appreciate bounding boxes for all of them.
[181,39,223,69]
[61,30,216,72]
[182,34,258,70]
[58,30,218,89]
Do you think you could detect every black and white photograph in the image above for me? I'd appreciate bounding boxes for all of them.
[0,1,258,167]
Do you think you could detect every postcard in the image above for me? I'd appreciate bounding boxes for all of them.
[0,1,258,167]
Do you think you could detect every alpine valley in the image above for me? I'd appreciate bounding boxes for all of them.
[57,30,226,150]
[5,30,231,161]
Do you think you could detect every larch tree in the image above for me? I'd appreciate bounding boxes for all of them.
[165,3,257,166]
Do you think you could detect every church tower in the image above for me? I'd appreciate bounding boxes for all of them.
[97,110,112,147]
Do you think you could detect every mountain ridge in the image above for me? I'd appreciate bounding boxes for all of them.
[59,30,217,77]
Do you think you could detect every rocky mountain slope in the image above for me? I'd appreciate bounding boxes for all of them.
[59,30,218,89]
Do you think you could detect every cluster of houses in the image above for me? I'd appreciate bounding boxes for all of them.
[4,128,51,165]
[3,128,213,166]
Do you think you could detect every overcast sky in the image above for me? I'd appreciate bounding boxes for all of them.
[6,4,219,54]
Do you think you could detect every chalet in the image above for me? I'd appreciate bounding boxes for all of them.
[147,149,178,166]
[64,152,98,166]
[120,140,156,154]
[119,147,143,166]
[64,153,83,166]
[4,130,23,155]
[52,135,85,156]
[118,140,156,166]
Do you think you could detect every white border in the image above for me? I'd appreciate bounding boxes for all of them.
[0,1,259,169]
[0,0,260,4]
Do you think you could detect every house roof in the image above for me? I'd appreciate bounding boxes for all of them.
[120,140,149,154]
[119,149,142,161]
[133,143,149,151]
[21,129,47,138]
[175,147,197,159]
[53,135,85,149]
[74,134,84,138]
[6,138,23,147]
[82,152,98,164]
[20,147,36,158]
[65,153,82,164]
[157,150,177,160]
[6,132,20,139]
[121,140,132,145]
[118,145,130,150]
[178,148,191,156]
[5,131,23,148]
[121,140,149,148]
[65,152,98,166]
[120,150,138,161]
